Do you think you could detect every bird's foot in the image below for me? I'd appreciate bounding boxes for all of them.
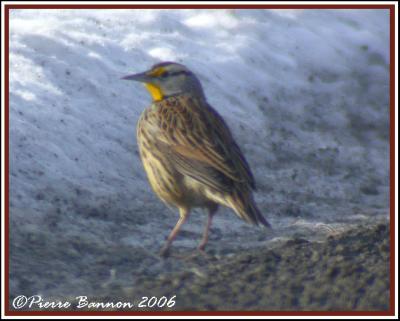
[176,248,214,261]
[159,245,171,258]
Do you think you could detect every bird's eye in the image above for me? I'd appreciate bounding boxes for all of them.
[161,71,170,78]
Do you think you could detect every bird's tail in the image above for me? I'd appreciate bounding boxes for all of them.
[228,189,271,228]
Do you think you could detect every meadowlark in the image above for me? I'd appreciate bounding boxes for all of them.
[122,62,270,256]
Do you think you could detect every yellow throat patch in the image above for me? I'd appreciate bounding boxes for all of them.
[144,66,166,101]
[144,83,163,101]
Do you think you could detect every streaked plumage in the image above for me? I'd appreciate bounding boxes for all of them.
[123,62,270,256]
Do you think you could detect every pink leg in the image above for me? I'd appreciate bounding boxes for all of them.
[198,207,217,251]
[160,208,189,257]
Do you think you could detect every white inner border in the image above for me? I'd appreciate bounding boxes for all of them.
[1,1,398,319]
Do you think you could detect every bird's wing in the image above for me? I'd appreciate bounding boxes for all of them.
[154,95,256,193]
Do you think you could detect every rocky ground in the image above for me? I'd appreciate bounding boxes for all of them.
[104,222,391,312]
[11,221,390,312]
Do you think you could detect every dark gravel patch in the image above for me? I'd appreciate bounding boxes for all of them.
[66,222,390,312]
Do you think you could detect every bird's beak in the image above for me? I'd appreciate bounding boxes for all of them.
[121,71,151,83]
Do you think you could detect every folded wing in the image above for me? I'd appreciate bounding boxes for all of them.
[155,95,255,194]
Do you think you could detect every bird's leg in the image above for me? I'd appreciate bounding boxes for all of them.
[160,208,189,257]
[198,206,217,252]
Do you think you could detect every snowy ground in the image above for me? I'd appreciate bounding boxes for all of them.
[9,9,389,302]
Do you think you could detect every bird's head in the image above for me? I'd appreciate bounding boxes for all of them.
[122,62,205,102]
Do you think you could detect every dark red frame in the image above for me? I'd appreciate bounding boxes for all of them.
[3,3,396,317]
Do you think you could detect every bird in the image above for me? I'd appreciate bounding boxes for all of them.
[122,62,270,256]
